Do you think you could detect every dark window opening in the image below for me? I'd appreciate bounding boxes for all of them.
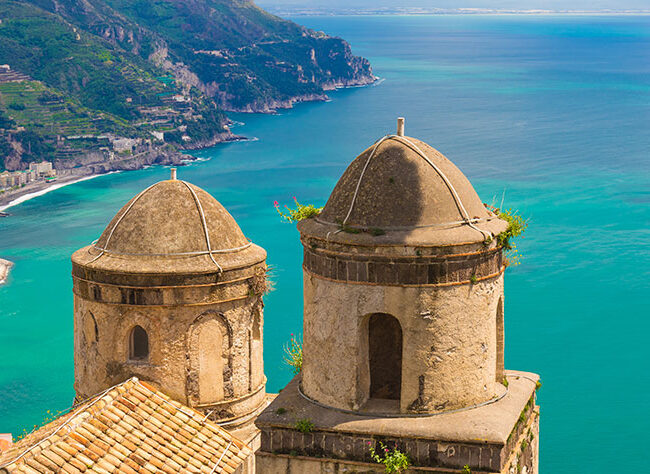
[130,325,149,361]
[369,313,402,400]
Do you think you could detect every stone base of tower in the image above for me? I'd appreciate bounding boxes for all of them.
[255,371,539,474]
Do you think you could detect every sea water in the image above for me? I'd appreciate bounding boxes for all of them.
[1,15,649,472]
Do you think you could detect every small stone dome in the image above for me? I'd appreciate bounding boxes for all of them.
[72,177,265,274]
[300,133,507,246]
[96,179,248,256]
[321,136,492,229]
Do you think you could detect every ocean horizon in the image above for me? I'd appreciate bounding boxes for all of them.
[1,14,649,473]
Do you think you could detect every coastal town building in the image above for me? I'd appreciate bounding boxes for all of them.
[0,121,539,473]
[1,163,55,191]
[150,131,165,142]
[0,171,10,188]
[14,173,25,186]
[28,161,55,178]
[110,138,139,153]
[1,170,25,188]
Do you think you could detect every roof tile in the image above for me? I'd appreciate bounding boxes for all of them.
[0,378,252,473]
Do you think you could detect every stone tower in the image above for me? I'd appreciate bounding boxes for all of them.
[256,120,540,473]
[71,171,268,435]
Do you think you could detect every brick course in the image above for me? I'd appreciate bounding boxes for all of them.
[303,246,502,286]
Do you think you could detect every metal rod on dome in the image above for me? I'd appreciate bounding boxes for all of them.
[170,168,177,180]
[397,117,405,136]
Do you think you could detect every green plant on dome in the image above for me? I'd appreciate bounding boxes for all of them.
[486,204,528,266]
[274,197,322,223]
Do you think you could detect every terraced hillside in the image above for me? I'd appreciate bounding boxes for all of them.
[0,0,374,170]
[0,81,128,137]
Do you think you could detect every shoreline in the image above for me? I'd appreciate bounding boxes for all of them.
[0,79,378,213]
[0,258,13,286]
[0,174,107,212]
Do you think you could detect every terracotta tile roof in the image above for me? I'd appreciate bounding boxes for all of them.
[0,378,251,473]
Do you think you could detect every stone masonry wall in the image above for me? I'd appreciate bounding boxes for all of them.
[257,397,539,472]
[72,265,267,427]
[302,243,503,286]
[301,273,504,413]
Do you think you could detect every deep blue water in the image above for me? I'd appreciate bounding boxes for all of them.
[1,15,649,472]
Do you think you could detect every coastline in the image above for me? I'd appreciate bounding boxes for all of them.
[219,78,377,114]
[0,174,110,212]
[0,137,247,212]
[0,79,377,213]
[0,258,13,286]
[0,146,202,211]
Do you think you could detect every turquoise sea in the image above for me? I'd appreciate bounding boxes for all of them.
[1,15,649,472]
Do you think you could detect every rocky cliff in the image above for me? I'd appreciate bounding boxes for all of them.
[22,0,375,113]
[0,0,375,172]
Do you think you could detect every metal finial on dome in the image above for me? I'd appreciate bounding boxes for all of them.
[397,117,405,136]
[171,168,177,180]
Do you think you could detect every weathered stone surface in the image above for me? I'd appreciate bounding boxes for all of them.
[259,130,539,474]
[301,272,505,413]
[72,178,267,432]
[302,245,502,285]
[256,373,539,472]
[317,136,504,236]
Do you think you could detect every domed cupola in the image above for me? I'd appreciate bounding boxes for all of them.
[299,119,507,248]
[297,119,510,414]
[71,170,268,430]
[74,171,262,275]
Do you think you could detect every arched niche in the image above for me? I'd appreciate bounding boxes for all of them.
[129,325,149,361]
[82,311,98,346]
[187,312,231,405]
[368,313,403,401]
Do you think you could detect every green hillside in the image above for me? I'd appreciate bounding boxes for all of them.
[25,0,375,111]
[0,81,128,136]
[0,0,373,171]
[0,2,171,120]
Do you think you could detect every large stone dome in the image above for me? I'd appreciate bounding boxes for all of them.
[299,133,507,246]
[72,177,265,274]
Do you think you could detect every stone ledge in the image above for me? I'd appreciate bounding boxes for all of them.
[256,451,501,473]
[258,371,538,444]
[255,371,539,471]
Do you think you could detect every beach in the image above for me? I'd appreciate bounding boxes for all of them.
[0,173,105,212]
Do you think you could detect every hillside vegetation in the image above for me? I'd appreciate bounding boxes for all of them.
[0,0,374,171]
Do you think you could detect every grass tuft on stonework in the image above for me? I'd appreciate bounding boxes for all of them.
[283,333,303,374]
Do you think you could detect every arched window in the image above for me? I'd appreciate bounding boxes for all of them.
[130,325,149,361]
[368,313,402,400]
